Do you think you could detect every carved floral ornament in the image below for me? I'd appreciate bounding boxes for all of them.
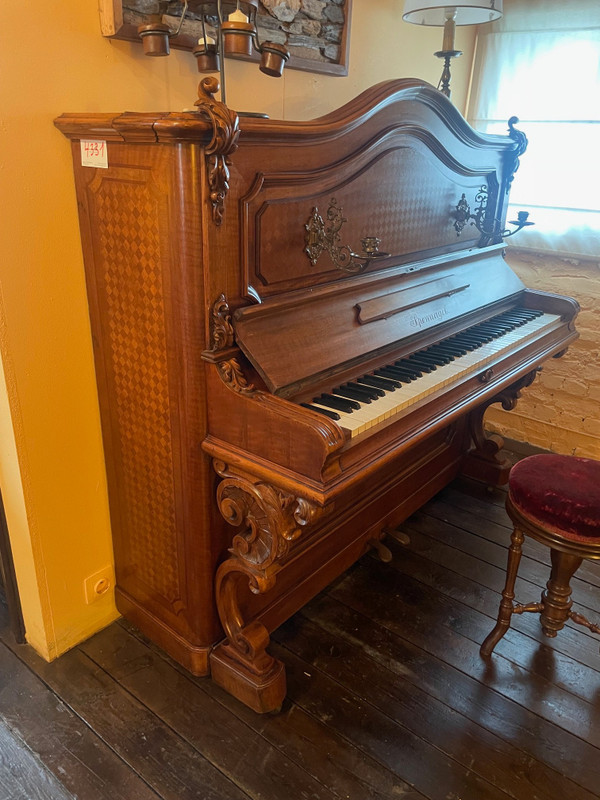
[213,460,322,572]
[209,292,235,351]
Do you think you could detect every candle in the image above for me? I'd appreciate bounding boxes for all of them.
[197,34,215,47]
[228,8,249,23]
[442,8,457,51]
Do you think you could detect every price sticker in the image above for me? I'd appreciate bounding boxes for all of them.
[80,139,108,169]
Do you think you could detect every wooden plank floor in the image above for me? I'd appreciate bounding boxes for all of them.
[1,473,599,800]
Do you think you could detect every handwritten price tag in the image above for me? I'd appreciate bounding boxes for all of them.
[80,140,108,169]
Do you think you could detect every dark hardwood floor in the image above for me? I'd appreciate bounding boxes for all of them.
[1,471,599,800]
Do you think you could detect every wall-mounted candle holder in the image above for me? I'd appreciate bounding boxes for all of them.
[137,1,189,56]
[137,0,289,106]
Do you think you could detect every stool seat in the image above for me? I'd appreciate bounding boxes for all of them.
[481,453,600,658]
[510,454,600,543]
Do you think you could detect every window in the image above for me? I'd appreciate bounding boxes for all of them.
[468,0,600,257]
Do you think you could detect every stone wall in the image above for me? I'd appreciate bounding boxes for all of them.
[124,0,347,65]
[485,248,600,458]
[258,0,346,64]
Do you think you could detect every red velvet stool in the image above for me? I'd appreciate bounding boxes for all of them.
[481,454,600,657]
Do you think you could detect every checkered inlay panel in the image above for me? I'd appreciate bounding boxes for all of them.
[94,177,180,603]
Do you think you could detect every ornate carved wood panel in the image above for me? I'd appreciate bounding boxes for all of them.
[239,135,490,300]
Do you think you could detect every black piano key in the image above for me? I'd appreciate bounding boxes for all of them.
[476,320,506,331]
[345,381,385,398]
[453,334,486,347]
[333,386,373,404]
[423,349,452,364]
[394,360,425,376]
[317,394,360,412]
[504,310,539,322]
[448,343,478,354]
[376,367,413,382]
[492,315,522,326]
[301,402,341,420]
[515,307,542,316]
[403,358,435,372]
[413,352,446,366]
[427,345,454,364]
[457,332,493,344]
[500,317,526,326]
[477,324,513,335]
[472,326,490,336]
[410,358,438,371]
[389,363,422,378]
[358,375,400,390]
[436,342,468,356]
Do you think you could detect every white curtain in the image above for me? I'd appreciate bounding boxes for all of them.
[468,0,600,258]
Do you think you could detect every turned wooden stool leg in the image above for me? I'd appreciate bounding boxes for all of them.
[540,550,583,637]
[481,526,524,656]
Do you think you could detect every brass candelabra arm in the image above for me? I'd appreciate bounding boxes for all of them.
[452,186,534,241]
[304,199,388,275]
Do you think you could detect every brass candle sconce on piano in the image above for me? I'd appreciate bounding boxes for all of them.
[452,185,534,243]
[304,198,388,275]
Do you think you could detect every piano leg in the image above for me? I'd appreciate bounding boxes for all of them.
[209,463,322,712]
[210,561,286,714]
[461,369,541,486]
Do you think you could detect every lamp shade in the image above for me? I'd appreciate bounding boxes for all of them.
[402,1,503,26]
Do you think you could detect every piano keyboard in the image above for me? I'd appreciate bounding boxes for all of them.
[302,308,561,437]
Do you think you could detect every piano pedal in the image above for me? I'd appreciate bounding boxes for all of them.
[383,528,411,547]
[367,537,393,562]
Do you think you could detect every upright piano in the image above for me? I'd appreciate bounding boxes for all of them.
[55,78,578,712]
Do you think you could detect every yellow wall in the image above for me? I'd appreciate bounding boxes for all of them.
[0,0,476,660]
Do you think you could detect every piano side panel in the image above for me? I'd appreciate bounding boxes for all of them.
[70,141,228,672]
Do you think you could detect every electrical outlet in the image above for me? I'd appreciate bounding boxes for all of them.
[84,565,115,605]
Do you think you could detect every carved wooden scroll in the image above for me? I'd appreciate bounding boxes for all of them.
[194,77,240,225]
[462,368,542,485]
[203,294,254,394]
[209,460,322,712]
[505,116,529,193]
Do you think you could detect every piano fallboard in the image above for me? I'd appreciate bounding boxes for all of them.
[234,244,525,397]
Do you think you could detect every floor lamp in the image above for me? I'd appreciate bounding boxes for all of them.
[402,2,503,98]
